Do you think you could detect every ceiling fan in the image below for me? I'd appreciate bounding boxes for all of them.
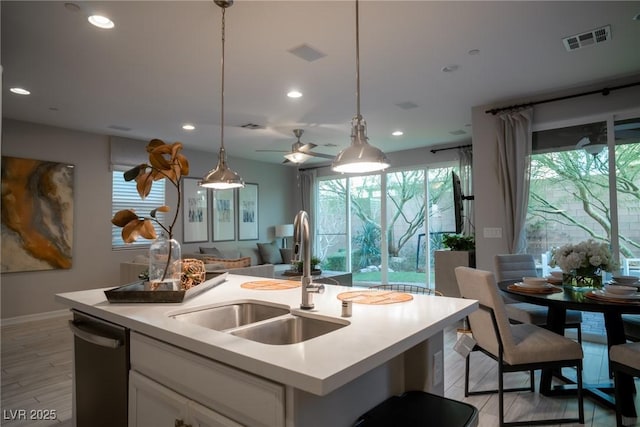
[256,129,334,164]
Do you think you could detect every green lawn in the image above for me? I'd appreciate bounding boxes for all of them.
[352,271,428,283]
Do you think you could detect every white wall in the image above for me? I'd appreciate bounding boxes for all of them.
[472,77,640,271]
[1,119,297,319]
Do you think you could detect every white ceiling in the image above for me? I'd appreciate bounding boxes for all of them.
[3,1,640,166]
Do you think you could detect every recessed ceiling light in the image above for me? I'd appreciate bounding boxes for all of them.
[10,87,30,95]
[441,65,459,73]
[287,90,303,98]
[392,130,403,136]
[88,15,114,29]
[182,124,195,131]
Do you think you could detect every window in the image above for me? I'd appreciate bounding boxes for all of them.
[526,116,640,274]
[316,167,456,287]
[111,169,165,249]
[526,115,640,338]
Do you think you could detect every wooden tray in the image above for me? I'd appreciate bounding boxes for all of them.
[241,280,301,290]
[507,283,562,294]
[337,290,413,305]
[104,272,228,303]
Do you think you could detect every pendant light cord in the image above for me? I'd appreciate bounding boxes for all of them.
[355,0,361,120]
[220,7,226,150]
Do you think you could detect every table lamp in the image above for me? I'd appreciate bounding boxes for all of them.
[275,224,294,248]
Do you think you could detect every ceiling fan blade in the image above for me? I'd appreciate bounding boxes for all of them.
[298,143,317,152]
[256,149,288,153]
[306,152,334,159]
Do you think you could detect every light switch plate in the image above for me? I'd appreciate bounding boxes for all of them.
[483,227,503,238]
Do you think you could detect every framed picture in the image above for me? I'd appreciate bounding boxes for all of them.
[182,177,209,243]
[238,183,259,240]
[212,189,236,241]
[1,156,74,272]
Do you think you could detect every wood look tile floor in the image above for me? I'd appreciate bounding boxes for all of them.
[1,314,638,427]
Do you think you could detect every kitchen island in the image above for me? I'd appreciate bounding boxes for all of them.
[57,274,477,427]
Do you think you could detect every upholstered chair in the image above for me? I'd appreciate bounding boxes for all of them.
[494,254,583,342]
[610,342,640,427]
[455,266,584,427]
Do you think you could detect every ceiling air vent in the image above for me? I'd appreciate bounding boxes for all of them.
[562,25,611,52]
[240,123,264,130]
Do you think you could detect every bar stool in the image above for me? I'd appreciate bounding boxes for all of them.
[352,391,478,427]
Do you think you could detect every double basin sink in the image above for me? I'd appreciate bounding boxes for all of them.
[171,301,348,345]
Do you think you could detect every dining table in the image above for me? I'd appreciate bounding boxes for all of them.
[498,279,640,418]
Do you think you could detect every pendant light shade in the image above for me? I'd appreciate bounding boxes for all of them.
[333,118,389,173]
[200,0,244,190]
[332,0,389,174]
[200,146,244,189]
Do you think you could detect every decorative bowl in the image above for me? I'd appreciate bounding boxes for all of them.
[522,277,548,287]
[604,284,638,295]
[611,275,639,285]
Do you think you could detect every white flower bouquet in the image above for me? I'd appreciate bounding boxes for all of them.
[549,239,617,275]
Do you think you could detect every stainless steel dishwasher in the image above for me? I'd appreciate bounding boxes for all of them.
[69,310,129,427]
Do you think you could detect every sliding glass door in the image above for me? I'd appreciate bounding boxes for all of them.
[316,166,458,288]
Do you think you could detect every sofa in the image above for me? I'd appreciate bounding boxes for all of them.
[184,242,294,277]
[120,242,293,284]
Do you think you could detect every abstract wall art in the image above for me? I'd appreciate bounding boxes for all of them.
[1,156,74,272]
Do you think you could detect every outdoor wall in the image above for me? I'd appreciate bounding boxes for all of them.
[472,76,640,271]
[1,119,297,319]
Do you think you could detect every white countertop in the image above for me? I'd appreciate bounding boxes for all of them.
[56,274,477,395]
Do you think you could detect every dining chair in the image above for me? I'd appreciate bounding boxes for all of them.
[622,314,640,342]
[494,254,583,342]
[369,283,443,296]
[610,342,640,426]
[455,266,584,427]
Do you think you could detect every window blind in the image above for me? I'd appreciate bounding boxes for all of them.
[111,169,165,249]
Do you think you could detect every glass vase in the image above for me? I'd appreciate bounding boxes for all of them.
[562,267,603,290]
[148,233,182,291]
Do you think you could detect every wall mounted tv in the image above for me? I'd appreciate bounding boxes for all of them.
[452,171,474,234]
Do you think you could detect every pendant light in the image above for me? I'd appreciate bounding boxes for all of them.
[332,0,390,174]
[200,0,244,189]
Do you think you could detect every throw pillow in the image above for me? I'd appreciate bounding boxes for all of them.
[257,242,283,264]
[280,248,293,264]
[202,256,251,269]
[199,246,223,257]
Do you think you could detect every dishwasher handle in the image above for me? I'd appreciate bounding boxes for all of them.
[69,320,123,349]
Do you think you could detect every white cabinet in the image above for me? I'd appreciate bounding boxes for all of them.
[129,332,284,427]
[129,370,242,427]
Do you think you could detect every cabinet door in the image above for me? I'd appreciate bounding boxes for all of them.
[129,370,189,427]
[188,400,244,427]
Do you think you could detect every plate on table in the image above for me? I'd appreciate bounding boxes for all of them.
[609,280,639,288]
[513,281,552,289]
[589,289,640,300]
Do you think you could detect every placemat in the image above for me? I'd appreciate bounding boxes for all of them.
[241,280,301,290]
[337,290,413,305]
[585,290,640,305]
[507,284,563,294]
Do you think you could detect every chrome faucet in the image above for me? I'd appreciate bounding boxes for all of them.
[293,210,324,309]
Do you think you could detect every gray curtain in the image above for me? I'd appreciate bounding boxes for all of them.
[298,169,314,212]
[496,108,533,253]
[458,146,474,235]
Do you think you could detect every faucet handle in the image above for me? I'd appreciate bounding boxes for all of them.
[310,282,325,294]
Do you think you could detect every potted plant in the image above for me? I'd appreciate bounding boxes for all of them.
[111,139,189,289]
[442,234,475,251]
[434,233,476,297]
[295,256,322,275]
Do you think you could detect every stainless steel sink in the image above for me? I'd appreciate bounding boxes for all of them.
[230,314,348,345]
[171,302,289,331]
